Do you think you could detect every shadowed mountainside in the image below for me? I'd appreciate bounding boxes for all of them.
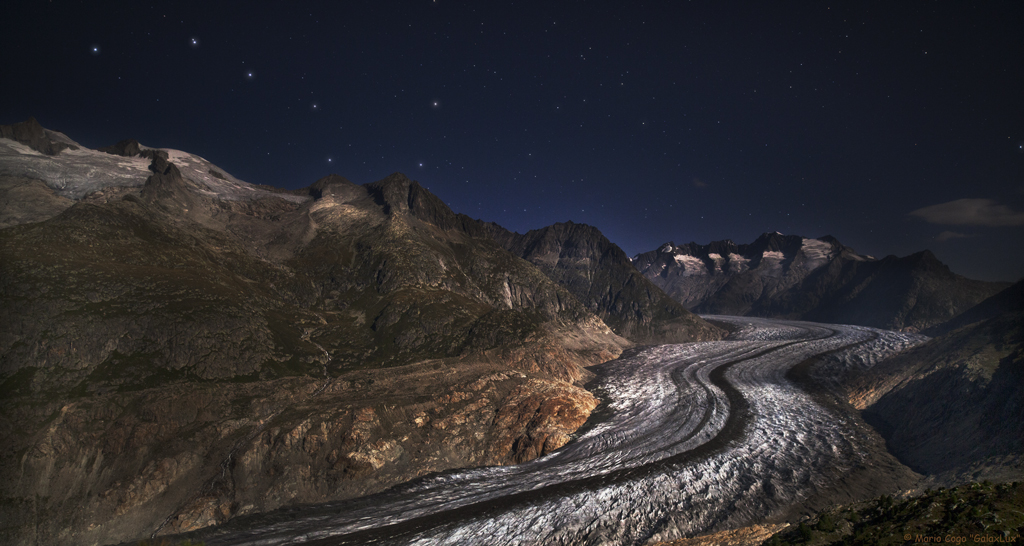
[846,278,1024,484]
[923,276,1024,337]
[484,220,724,344]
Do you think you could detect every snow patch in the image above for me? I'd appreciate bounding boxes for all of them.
[0,137,310,203]
[727,253,750,274]
[43,129,83,148]
[707,253,725,273]
[157,148,309,203]
[659,243,674,253]
[758,251,786,275]
[673,254,708,276]
[0,138,151,199]
[799,238,833,270]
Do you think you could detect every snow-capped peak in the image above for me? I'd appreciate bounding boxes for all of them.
[0,133,308,203]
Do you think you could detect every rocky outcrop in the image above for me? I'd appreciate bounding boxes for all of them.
[364,172,461,231]
[98,139,145,157]
[0,117,77,156]
[489,378,599,463]
[634,233,1007,332]
[484,221,724,344]
[0,360,599,545]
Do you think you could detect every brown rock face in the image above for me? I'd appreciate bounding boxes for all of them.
[490,380,599,464]
[0,360,605,545]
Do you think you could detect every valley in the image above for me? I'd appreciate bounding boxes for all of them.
[181,318,925,545]
[2,120,1021,545]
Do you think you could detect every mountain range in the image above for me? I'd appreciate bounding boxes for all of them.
[484,220,719,344]
[2,117,1020,545]
[632,232,1008,332]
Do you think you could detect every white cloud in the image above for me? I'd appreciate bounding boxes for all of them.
[910,198,1024,227]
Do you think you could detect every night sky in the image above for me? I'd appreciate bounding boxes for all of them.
[4,1,1023,282]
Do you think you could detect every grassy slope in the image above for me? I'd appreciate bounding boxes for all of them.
[763,481,1024,545]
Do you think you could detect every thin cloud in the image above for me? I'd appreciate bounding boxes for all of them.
[910,198,1024,227]
[935,231,975,242]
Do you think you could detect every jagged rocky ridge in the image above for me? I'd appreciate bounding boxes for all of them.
[484,221,723,344]
[0,119,722,546]
[633,232,1008,332]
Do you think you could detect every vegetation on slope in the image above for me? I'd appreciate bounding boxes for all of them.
[763,481,1024,545]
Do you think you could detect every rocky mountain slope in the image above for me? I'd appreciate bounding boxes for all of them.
[484,221,723,344]
[0,119,725,545]
[633,232,1008,331]
[845,278,1024,484]
[923,276,1024,337]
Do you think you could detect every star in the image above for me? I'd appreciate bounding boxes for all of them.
[189,37,200,48]
[90,45,101,55]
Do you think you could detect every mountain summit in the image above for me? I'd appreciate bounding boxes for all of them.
[486,221,722,344]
